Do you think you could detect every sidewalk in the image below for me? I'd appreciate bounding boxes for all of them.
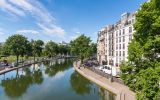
[73,61,135,100]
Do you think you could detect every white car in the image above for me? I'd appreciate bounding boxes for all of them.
[102,65,112,75]
[98,65,104,71]
[102,65,120,76]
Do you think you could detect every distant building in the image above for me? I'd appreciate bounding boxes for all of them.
[59,41,68,46]
[97,12,135,67]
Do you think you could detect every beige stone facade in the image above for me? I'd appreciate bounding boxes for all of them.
[97,27,107,65]
[97,12,135,67]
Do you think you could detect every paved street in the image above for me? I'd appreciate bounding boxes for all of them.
[74,61,135,100]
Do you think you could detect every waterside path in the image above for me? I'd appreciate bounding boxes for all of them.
[0,56,75,75]
[73,61,135,100]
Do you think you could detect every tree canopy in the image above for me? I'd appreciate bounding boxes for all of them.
[120,0,160,99]
[4,34,29,64]
[70,34,95,61]
[31,40,44,60]
[70,34,97,61]
[44,41,59,58]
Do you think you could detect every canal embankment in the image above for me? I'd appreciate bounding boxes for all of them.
[0,56,75,75]
[0,58,47,75]
[73,61,136,100]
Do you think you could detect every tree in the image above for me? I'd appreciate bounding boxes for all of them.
[70,34,92,62]
[5,34,29,65]
[120,0,160,99]
[31,40,44,61]
[44,41,58,58]
[1,44,10,57]
[90,43,97,56]
[58,45,70,56]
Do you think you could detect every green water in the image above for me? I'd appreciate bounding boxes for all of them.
[0,59,115,100]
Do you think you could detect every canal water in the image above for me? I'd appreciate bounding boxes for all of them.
[0,59,115,100]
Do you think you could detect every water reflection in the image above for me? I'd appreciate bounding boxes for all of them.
[99,88,115,100]
[70,71,92,95]
[0,59,73,98]
[0,59,115,100]
[1,68,43,98]
[44,59,73,77]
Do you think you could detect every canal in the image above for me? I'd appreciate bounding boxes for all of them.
[0,59,115,100]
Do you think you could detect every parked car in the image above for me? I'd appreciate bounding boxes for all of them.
[98,65,104,71]
[101,65,120,77]
[102,65,112,75]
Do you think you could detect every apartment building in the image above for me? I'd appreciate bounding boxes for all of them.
[97,12,135,67]
[97,27,107,65]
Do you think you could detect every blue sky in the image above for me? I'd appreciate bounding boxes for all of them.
[0,0,146,43]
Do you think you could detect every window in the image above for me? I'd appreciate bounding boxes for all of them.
[119,44,121,50]
[116,44,118,50]
[112,51,114,56]
[123,51,125,56]
[109,52,111,56]
[119,58,121,62]
[123,36,125,42]
[123,43,125,49]
[119,30,121,36]
[116,31,118,36]
[116,38,118,43]
[123,29,125,34]
[116,51,118,56]
[129,27,132,33]
[119,51,121,56]
[128,20,131,24]
[119,37,121,42]
[112,45,114,50]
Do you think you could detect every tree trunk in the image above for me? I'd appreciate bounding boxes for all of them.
[16,55,19,66]
[34,55,35,63]
[16,69,19,78]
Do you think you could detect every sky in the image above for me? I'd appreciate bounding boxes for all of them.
[0,0,146,43]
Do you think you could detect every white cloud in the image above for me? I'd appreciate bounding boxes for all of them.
[0,0,25,16]
[16,29,39,34]
[38,23,65,37]
[0,0,65,38]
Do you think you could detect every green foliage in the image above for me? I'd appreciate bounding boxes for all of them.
[58,45,70,55]
[90,43,97,55]
[31,40,44,60]
[4,34,29,63]
[120,0,160,99]
[135,68,160,100]
[44,41,58,58]
[70,34,94,61]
